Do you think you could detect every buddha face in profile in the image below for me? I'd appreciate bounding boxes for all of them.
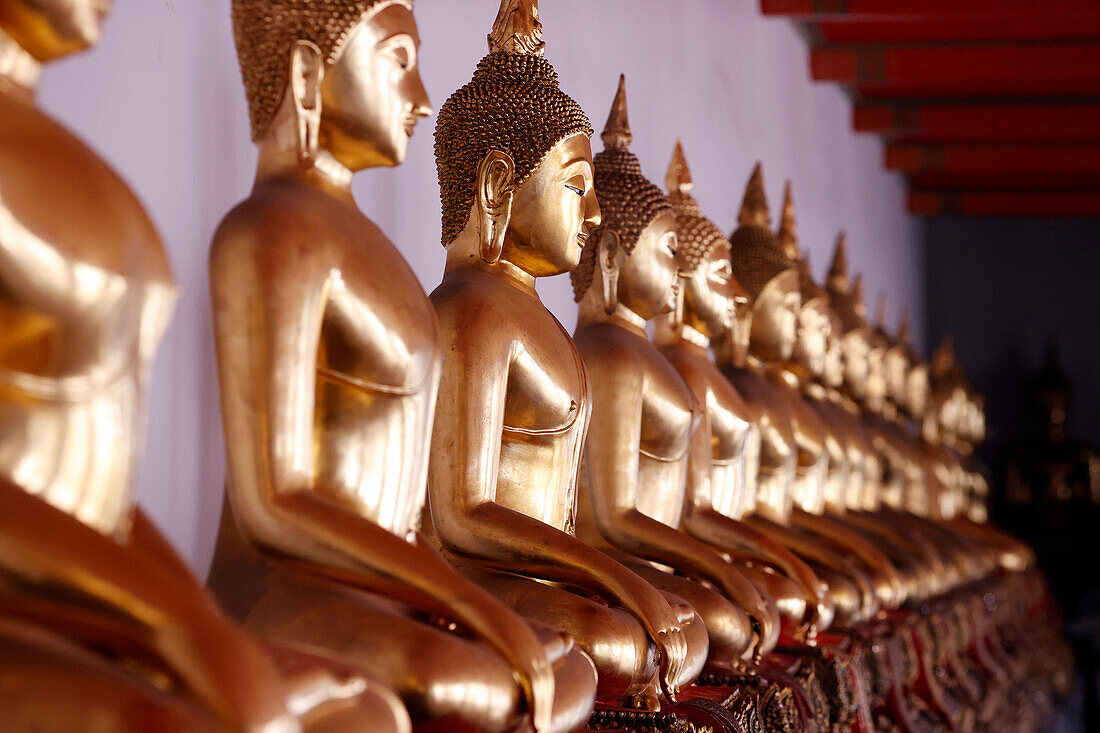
[840,329,872,398]
[750,269,800,363]
[0,0,109,60]
[864,337,888,410]
[822,313,845,389]
[906,361,930,420]
[614,211,680,320]
[684,240,745,340]
[883,344,909,407]
[503,133,600,277]
[794,298,831,377]
[320,3,430,169]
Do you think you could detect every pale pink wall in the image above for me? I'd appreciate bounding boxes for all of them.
[39,0,922,573]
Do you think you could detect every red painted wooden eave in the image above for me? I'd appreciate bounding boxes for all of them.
[817,17,1100,44]
[762,0,1100,19]
[855,103,1100,143]
[909,189,1100,216]
[886,144,1100,174]
[812,43,1100,97]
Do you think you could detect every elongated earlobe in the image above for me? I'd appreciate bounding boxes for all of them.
[290,40,324,168]
[597,229,622,315]
[475,150,516,263]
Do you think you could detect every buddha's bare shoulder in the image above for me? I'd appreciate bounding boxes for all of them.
[212,179,370,266]
[574,323,646,374]
[429,267,548,338]
[0,92,169,285]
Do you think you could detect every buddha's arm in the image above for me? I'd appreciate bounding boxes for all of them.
[0,479,293,730]
[682,502,827,630]
[788,509,905,605]
[210,249,560,729]
[584,360,773,642]
[428,321,689,696]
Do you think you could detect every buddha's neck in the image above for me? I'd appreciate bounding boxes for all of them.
[577,292,647,337]
[654,316,710,352]
[0,27,41,98]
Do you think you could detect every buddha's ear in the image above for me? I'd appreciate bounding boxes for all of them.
[475,149,516,264]
[597,228,623,315]
[290,40,324,167]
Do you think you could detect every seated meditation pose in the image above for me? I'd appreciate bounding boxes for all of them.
[428,0,706,711]
[653,142,831,648]
[722,165,876,627]
[823,241,950,602]
[0,2,398,730]
[206,1,596,731]
[569,78,775,669]
[771,186,906,613]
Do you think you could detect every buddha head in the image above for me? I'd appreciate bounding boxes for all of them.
[826,233,875,401]
[233,0,430,170]
[876,295,910,409]
[728,164,800,364]
[775,182,830,378]
[571,76,678,321]
[896,312,930,420]
[662,140,748,347]
[928,337,967,441]
[436,0,599,278]
[0,0,108,61]
[822,306,846,390]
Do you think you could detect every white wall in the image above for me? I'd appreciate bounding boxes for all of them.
[39,0,923,575]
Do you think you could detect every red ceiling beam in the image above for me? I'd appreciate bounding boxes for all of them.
[908,189,1100,216]
[812,43,1100,97]
[762,0,1100,19]
[908,171,1100,189]
[855,102,1100,142]
[887,143,1100,174]
[817,17,1100,44]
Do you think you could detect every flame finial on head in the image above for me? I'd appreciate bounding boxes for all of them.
[850,274,867,320]
[488,0,545,55]
[932,336,956,379]
[601,74,633,150]
[776,180,799,260]
[738,162,771,228]
[897,310,911,345]
[875,293,888,329]
[666,139,694,197]
[826,231,849,293]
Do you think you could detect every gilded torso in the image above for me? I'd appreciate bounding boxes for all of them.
[0,91,174,536]
[431,268,588,533]
[575,323,694,530]
[661,342,760,521]
[212,178,440,538]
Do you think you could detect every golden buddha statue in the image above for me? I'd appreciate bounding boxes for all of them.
[428,0,706,710]
[772,188,906,613]
[207,2,596,731]
[823,241,950,601]
[0,2,402,730]
[654,143,830,646]
[722,165,875,627]
[569,78,774,670]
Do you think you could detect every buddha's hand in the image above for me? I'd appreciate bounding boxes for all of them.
[713,566,778,655]
[489,618,557,733]
[628,588,689,699]
[164,611,300,732]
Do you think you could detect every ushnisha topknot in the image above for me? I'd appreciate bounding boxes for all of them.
[664,140,729,275]
[825,232,869,335]
[232,0,410,141]
[571,75,672,302]
[435,0,593,247]
[774,181,827,306]
[728,163,794,301]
